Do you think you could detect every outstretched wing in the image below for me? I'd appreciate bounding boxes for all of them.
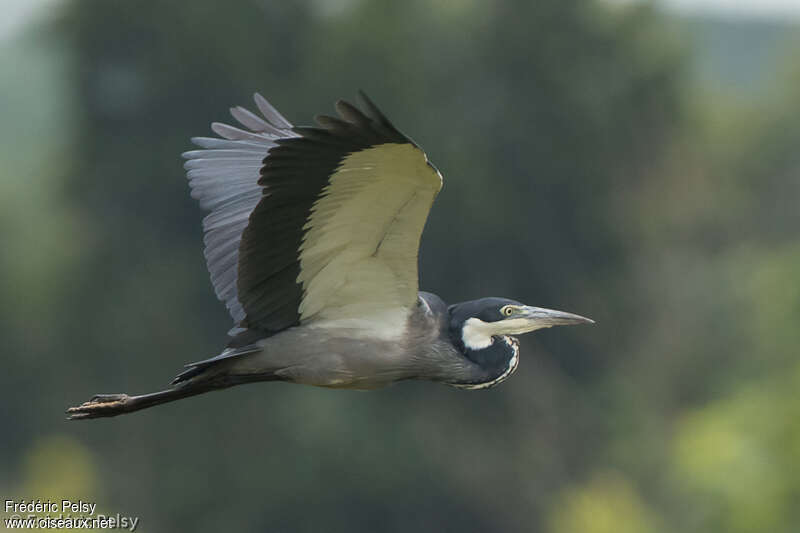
[186,92,442,340]
[183,94,298,330]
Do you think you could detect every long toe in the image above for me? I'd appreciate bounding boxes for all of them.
[66,394,131,420]
[90,393,129,402]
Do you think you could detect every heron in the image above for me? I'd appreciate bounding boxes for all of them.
[67,91,593,419]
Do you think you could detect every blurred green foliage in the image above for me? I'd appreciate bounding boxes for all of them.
[548,471,661,533]
[20,435,97,506]
[1,0,799,532]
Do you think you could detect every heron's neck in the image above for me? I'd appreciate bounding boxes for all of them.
[452,334,520,390]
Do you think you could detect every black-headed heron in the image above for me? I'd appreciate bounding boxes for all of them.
[67,92,592,419]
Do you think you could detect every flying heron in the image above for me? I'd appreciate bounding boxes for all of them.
[67,92,593,419]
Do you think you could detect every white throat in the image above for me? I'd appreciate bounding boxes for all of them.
[461,318,496,350]
[461,316,546,350]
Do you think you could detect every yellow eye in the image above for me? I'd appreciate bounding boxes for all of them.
[502,306,514,316]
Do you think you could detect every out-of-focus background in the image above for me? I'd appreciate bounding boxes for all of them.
[2,0,798,531]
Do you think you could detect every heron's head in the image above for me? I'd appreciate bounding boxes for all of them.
[449,297,594,351]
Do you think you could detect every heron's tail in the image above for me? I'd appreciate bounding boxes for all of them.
[171,344,263,385]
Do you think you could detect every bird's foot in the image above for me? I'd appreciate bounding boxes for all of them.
[66,393,131,420]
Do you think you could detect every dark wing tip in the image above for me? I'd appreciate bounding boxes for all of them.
[347,91,407,143]
[314,114,349,129]
[335,98,372,129]
[357,90,392,128]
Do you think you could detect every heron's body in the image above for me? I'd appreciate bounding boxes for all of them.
[178,293,515,390]
[67,92,591,419]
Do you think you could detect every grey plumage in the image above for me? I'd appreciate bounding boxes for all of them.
[184,93,297,327]
[66,92,592,420]
[180,293,476,390]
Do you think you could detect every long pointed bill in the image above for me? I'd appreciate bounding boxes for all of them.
[519,306,594,330]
